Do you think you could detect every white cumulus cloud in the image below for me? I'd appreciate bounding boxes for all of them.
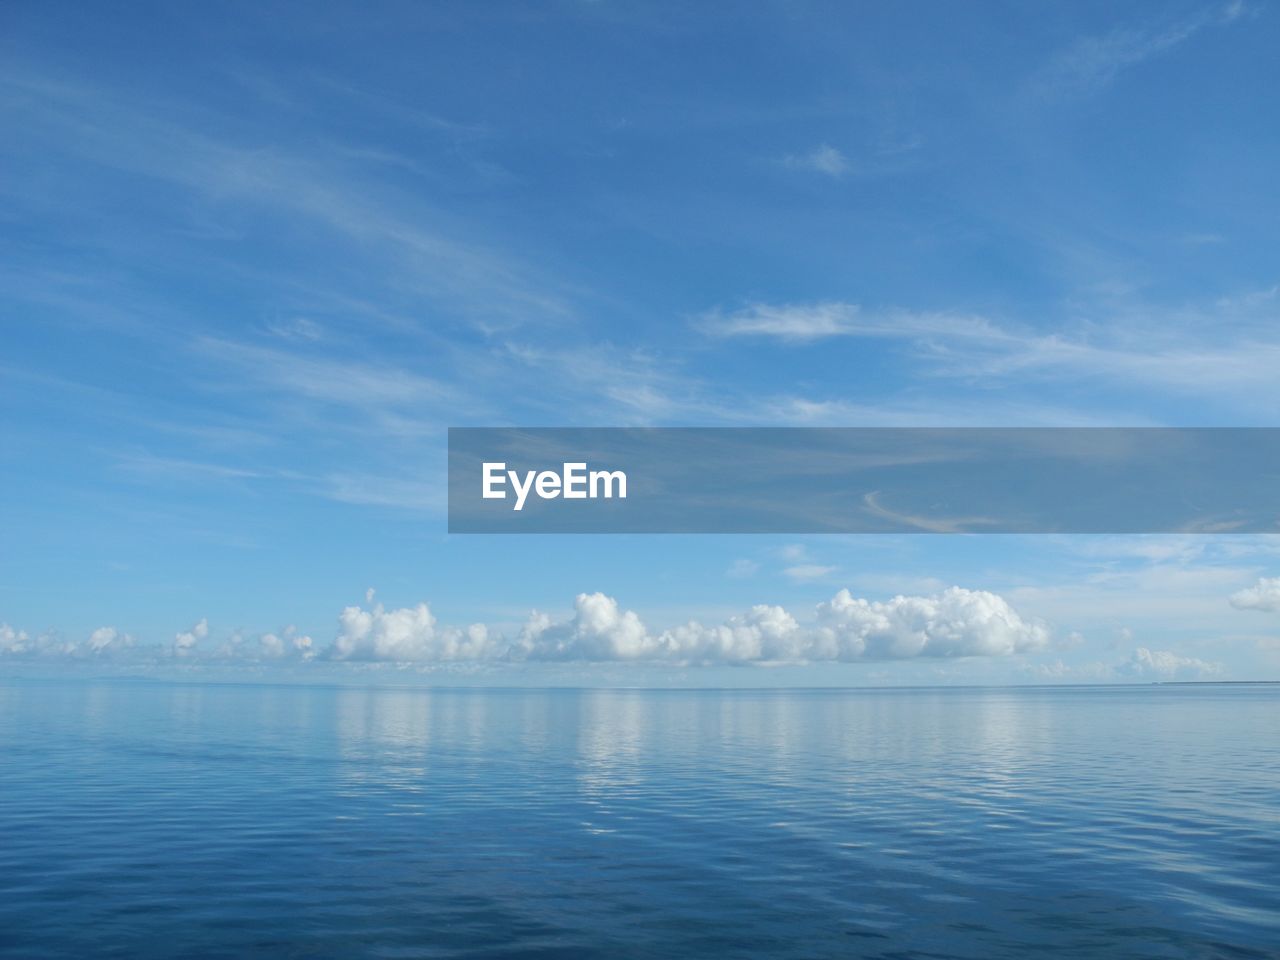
[213,625,315,662]
[662,604,805,663]
[257,626,315,660]
[1230,577,1280,612]
[173,618,208,657]
[332,600,496,661]
[516,592,658,661]
[1,623,31,654]
[1,624,135,658]
[1,586,1052,668]
[87,626,133,654]
[511,586,1046,665]
[810,587,1050,660]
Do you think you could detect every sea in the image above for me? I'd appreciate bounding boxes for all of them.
[1,680,1277,959]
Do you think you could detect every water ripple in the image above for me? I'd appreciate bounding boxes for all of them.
[1,682,1277,958]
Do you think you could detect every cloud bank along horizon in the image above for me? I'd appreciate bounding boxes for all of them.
[4,577,1262,681]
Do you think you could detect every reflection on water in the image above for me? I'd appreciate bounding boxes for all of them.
[1,681,1277,959]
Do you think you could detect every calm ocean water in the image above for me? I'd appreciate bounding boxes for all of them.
[0,680,1276,959]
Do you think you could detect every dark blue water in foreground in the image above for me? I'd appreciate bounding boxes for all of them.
[1,681,1277,959]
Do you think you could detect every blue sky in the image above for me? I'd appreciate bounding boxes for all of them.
[3,0,1280,684]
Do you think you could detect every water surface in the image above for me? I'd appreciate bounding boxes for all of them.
[1,681,1277,958]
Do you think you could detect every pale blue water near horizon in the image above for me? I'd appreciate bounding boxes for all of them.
[1,681,1277,959]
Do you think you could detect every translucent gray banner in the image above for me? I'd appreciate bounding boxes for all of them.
[447,428,1280,534]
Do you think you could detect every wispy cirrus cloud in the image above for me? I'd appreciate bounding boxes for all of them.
[321,474,446,512]
[698,301,1010,343]
[782,144,849,177]
[1,69,574,331]
[994,552,1280,656]
[861,491,1001,535]
[782,564,838,582]
[1034,2,1248,97]
[194,338,459,413]
[696,294,1280,416]
[1118,646,1222,679]
[497,340,720,424]
[1026,647,1223,681]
